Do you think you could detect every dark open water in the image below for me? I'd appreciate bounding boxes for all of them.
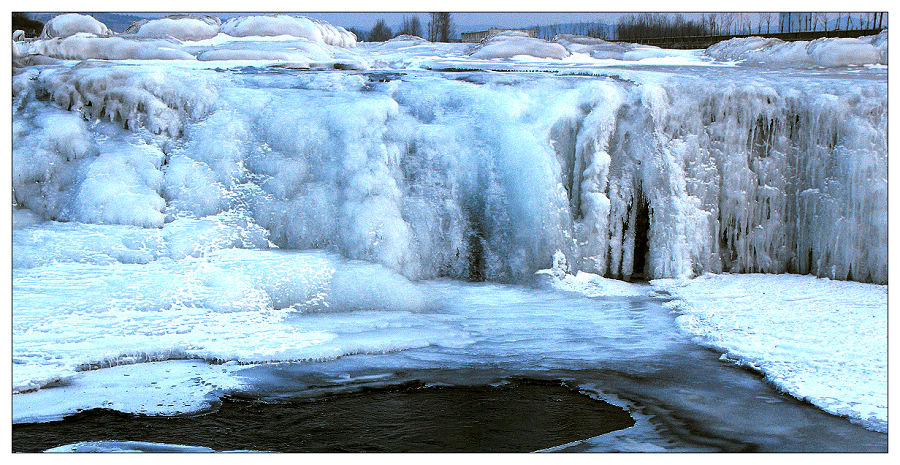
[13,380,634,452]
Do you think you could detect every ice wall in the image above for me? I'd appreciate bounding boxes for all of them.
[12,64,887,284]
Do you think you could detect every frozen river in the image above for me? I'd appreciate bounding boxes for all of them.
[12,266,886,451]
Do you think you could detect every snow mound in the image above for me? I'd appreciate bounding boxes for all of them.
[126,14,221,41]
[653,274,887,433]
[534,252,647,297]
[707,35,883,67]
[219,14,357,47]
[41,13,110,39]
[470,31,569,60]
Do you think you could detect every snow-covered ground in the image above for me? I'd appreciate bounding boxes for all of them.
[651,273,887,433]
[11,13,887,450]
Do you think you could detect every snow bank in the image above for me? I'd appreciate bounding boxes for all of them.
[40,13,110,39]
[652,274,886,433]
[707,35,883,67]
[219,14,356,47]
[126,14,221,41]
[470,31,569,60]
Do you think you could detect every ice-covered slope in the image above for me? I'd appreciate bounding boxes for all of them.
[12,61,887,284]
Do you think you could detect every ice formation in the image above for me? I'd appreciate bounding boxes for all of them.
[706,34,886,67]
[12,40,887,283]
[40,13,111,39]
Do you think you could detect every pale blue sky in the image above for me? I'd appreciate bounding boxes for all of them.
[121,12,637,31]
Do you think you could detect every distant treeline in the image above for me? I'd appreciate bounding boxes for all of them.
[614,14,714,41]
[585,12,885,41]
[12,12,44,37]
[352,13,452,42]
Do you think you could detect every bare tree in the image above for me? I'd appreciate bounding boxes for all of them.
[398,15,422,37]
[427,13,453,42]
[763,12,774,34]
[369,19,393,42]
[720,13,735,35]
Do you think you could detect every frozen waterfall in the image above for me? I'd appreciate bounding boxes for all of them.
[12,62,886,284]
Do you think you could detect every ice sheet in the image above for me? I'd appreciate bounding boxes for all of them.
[651,273,887,432]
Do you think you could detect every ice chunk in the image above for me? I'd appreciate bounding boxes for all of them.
[47,441,220,453]
[126,14,221,41]
[40,13,110,39]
